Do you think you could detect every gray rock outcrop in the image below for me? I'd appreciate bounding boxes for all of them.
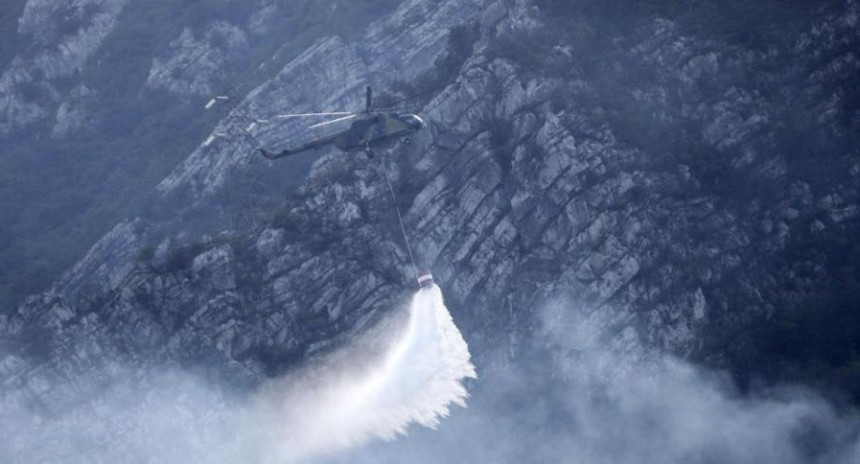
[1,0,859,460]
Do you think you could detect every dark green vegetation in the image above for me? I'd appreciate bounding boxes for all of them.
[494,0,860,403]
[0,0,402,312]
[534,0,844,44]
[726,217,860,404]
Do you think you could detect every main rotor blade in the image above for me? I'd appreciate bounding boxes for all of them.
[274,112,354,119]
[308,114,357,130]
[204,95,230,109]
[372,106,417,113]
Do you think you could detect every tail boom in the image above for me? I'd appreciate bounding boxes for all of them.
[258,134,338,159]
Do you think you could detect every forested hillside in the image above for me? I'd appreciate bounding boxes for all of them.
[0,0,401,311]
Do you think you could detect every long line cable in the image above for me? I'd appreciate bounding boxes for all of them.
[379,155,419,283]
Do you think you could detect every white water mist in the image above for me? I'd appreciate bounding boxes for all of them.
[250,284,477,463]
[1,285,475,464]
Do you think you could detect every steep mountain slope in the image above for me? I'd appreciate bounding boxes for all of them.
[0,0,402,311]
[1,0,859,460]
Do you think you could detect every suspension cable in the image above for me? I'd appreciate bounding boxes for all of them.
[379,155,419,283]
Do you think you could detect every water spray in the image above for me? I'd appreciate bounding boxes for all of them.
[256,284,476,463]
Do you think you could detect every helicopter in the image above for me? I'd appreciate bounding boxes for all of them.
[258,86,423,160]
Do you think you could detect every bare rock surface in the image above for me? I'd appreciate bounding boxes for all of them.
[1,0,859,460]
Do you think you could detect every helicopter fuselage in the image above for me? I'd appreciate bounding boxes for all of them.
[259,111,423,160]
[334,112,423,152]
[258,85,424,160]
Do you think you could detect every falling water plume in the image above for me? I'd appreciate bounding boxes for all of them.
[250,284,476,463]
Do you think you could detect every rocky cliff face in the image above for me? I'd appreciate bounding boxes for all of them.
[0,0,127,134]
[0,0,411,313]
[2,0,859,460]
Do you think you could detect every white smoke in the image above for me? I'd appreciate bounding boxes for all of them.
[7,287,860,464]
[0,285,476,463]
[341,298,860,464]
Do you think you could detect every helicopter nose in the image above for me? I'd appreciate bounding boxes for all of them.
[411,114,424,129]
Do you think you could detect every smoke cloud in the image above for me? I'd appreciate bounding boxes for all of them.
[3,288,860,463]
[337,299,860,464]
[0,285,476,463]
